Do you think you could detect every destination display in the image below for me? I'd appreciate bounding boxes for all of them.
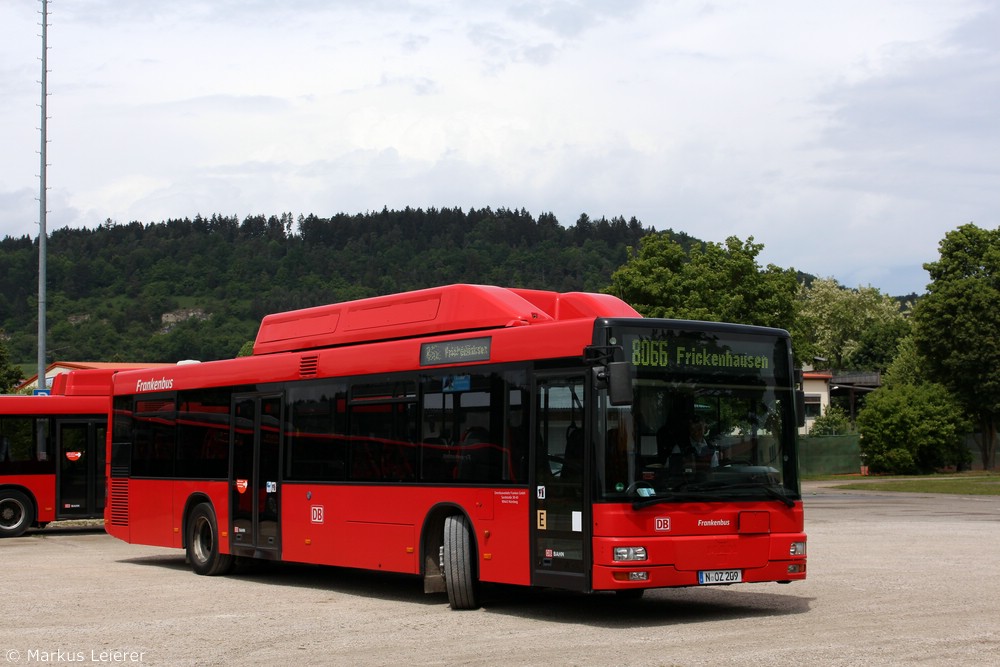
[420,336,492,366]
[619,328,785,378]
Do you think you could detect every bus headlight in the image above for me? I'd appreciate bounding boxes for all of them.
[789,541,807,556]
[614,546,647,562]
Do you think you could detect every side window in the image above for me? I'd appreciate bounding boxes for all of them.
[420,370,527,484]
[0,416,52,475]
[505,370,530,483]
[176,389,231,479]
[535,376,585,483]
[420,383,456,482]
[110,397,134,475]
[285,381,348,482]
[131,395,176,478]
[279,367,532,486]
[349,381,417,482]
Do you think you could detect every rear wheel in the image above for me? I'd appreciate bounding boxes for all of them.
[442,514,480,610]
[0,490,34,538]
[187,502,234,576]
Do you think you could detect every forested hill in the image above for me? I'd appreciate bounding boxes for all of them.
[0,207,702,364]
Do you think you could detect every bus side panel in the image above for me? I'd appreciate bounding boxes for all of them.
[125,479,178,548]
[2,474,56,524]
[281,484,531,585]
[478,487,531,585]
[171,480,230,552]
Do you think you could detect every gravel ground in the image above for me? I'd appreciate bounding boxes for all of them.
[1,481,998,666]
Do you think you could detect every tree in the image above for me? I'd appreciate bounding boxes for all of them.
[857,383,971,474]
[912,223,1000,470]
[883,336,929,387]
[0,337,23,392]
[606,233,798,331]
[794,278,910,371]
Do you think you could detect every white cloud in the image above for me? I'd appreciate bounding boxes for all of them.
[1,0,996,296]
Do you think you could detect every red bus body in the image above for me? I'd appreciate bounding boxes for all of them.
[1,370,126,537]
[106,284,807,607]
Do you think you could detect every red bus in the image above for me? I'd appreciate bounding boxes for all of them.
[106,284,807,609]
[1,369,130,537]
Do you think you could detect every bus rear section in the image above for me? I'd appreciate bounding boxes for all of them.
[0,370,117,537]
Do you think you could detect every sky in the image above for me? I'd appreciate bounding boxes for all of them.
[1,1,997,297]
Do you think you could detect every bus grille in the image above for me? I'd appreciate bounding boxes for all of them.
[109,478,129,527]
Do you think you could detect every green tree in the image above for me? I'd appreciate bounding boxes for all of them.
[883,336,928,387]
[857,383,971,474]
[912,223,1000,470]
[0,336,23,391]
[794,278,910,371]
[607,233,798,330]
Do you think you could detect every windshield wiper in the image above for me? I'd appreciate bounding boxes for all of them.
[707,481,796,508]
[759,485,796,508]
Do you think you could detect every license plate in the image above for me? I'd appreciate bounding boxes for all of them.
[698,569,742,585]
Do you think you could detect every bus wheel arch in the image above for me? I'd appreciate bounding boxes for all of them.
[181,493,213,550]
[185,499,234,576]
[0,487,36,538]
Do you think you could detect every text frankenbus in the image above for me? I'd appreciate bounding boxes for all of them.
[105,284,807,608]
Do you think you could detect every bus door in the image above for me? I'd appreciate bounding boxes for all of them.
[530,373,590,591]
[230,393,283,559]
[56,419,105,519]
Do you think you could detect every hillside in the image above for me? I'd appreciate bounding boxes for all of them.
[1,208,706,364]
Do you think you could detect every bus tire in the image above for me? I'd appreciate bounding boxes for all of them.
[0,490,34,538]
[186,502,233,576]
[442,514,480,610]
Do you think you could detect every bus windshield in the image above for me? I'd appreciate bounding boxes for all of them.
[597,324,799,505]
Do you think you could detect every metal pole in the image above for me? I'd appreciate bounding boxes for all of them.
[37,0,48,391]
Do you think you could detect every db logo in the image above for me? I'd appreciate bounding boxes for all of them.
[655,516,671,532]
[235,479,248,493]
[311,505,324,524]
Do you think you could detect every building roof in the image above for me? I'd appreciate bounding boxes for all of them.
[16,361,172,391]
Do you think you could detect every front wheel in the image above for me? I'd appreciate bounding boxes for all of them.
[0,490,35,538]
[442,514,480,610]
[186,502,234,576]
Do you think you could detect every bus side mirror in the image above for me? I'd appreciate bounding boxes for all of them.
[595,362,633,406]
[793,368,805,427]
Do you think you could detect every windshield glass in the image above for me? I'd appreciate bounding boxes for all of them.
[597,325,799,504]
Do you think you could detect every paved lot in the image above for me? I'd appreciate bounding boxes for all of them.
[1,482,998,666]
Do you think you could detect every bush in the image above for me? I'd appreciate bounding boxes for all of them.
[869,447,918,475]
[810,405,851,436]
[857,383,970,474]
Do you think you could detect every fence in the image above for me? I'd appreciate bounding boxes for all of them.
[798,434,861,476]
